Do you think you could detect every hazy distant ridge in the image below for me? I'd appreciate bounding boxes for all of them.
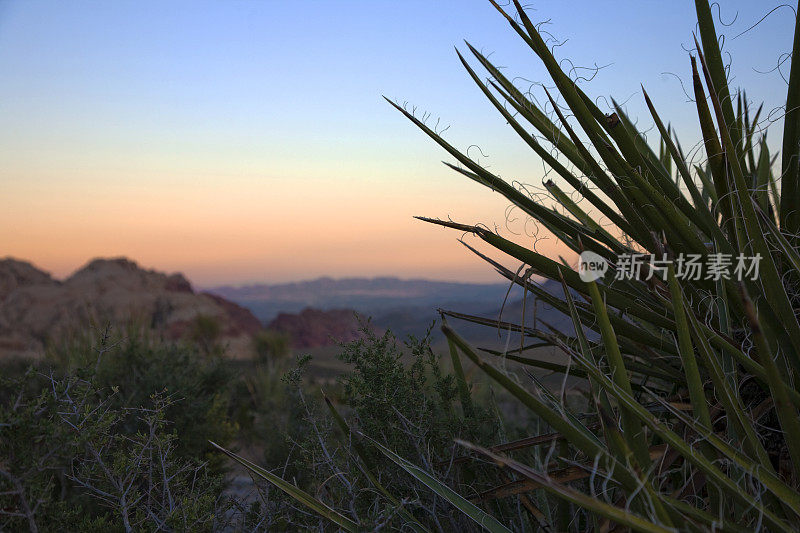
[205,276,573,345]
[208,277,508,301]
[206,277,511,324]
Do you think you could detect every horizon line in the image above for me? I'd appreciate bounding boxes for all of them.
[2,255,542,288]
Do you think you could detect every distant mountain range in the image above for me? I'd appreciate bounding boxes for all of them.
[0,258,574,361]
[208,277,512,323]
[208,277,572,347]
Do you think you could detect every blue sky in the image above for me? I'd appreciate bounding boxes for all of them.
[0,1,795,284]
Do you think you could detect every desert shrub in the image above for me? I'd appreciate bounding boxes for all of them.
[95,337,236,468]
[252,329,291,366]
[0,330,242,531]
[336,326,489,460]
[190,314,223,356]
[218,325,537,531]
[228,353,300,467]
[49,328,237,470]
[0,370,228,532]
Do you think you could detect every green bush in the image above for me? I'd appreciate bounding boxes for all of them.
[0,331,241,531]
[0,371,227,532]
[252,329,291,366]
[190,314,223,356]
[56,329,237,469]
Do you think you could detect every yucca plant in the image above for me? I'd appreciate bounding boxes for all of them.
[217,1,800,530]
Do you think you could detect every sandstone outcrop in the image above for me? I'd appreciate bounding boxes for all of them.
[0,257,261,359]
[267,307,376,349]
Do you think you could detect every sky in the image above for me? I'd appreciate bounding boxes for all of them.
[0,1,795,286]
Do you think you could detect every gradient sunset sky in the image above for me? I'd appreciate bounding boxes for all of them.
[0,1,794,285]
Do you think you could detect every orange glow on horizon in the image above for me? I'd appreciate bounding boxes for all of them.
[3,167,573,286]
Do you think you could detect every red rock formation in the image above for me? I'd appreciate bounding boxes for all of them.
[202,292,262,336]
[267,307,378,349]
[166,273,194,293]
[0,258,58,300]
[0,257,261,359]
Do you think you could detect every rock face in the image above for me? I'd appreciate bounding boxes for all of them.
[0,257,261,359]
[267,308,375,349]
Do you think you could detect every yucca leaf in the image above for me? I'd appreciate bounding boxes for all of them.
[493,1,618,170]
[386,95,635,264]
[394,1,800,529]
[471,444,668,502]
[682,288,774,470]
[478,345,674,389]
[582,275,651,468]
[756,137,774,214]
[447,336,475,418]
[738,286,800,474]
[758,204,800,274]
[696,41,800,373]
[362,434,514,533]
[456,439,674,533]
[418,217,676,329]
[322,393,431,533]
[462,42,583,165]
[652,396,800,523]
[690,56,734,239]
[742,98,762,177]
[694,164,719,204]
[540,88,663,251]
[209,441,360,532]
[441,162,627,259]
[696,313,800,409]
[453,241,684,365]
[444,425,602,468]
[605,98,705,235]
[666,266,712,428]
[695,0,740,153]
[441,320,677,515]
[488,1,669,247]
[543,180,621,249]
[456,46,635,236]
[662,500,752,533]
[666,264,724,514]
[642,86,725,246]
[559,270,676,525]
[557,269,617,406]
[563,352,797,531]
[780,0,800,239]
[442,321,605,454]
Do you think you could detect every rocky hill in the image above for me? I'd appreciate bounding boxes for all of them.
[267,308,376,349]
[0,257,261,359]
